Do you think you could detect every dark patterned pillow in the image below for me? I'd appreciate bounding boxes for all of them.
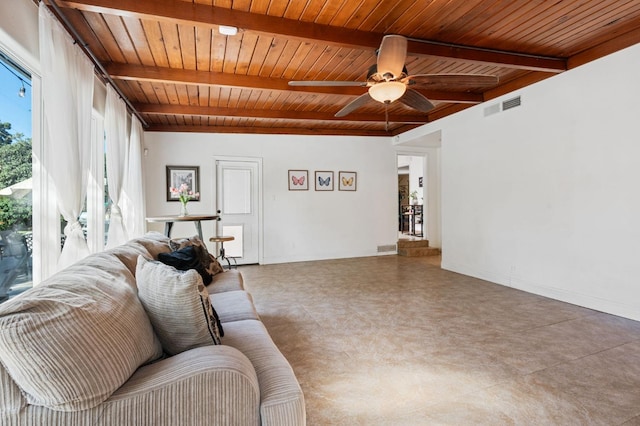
[170,235,224,277]
[158,245,211,284]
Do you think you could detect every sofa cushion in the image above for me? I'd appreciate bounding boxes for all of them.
[132,232,172,259]
[210,291,260,323]
[0,268,163,412]
[110,241,154,278]
[207,269,245,294]
[136,256,222,356]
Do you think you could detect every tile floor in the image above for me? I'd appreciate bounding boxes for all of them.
[240,255,640,425]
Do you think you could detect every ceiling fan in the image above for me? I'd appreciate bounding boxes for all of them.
[288,35,499,118]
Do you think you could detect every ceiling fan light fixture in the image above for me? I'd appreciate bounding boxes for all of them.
[368,81,406,104]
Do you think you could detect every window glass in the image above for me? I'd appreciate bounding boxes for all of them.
[0,52,33,302]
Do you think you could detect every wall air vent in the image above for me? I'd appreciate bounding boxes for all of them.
[377,244,397,253]
[502,96,522,111]
[483,103,501,117]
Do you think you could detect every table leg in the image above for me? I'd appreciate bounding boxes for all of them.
[218,244,232,269]
[164,222,174,238]
[194,221,203,240]
[411,213,415,236]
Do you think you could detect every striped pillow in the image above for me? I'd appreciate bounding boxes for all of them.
[0,274,163,411]
[136,256,221,356]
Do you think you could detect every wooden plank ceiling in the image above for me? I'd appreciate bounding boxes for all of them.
[47,0,640,136]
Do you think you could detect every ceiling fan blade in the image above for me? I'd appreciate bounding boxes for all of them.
[399,89,435,113]
[404,74,499,87]
[335,93,372,117]
[288,80,366,87]
[377,35,407,79]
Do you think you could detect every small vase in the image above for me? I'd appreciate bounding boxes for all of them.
[179,202,189,217]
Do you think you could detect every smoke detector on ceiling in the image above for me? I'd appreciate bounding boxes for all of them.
[219,26,238,36]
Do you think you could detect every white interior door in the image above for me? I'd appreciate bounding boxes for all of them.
[215,159,260,265]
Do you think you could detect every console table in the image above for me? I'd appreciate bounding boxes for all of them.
[400,205,423,237]
[146,214,219,240]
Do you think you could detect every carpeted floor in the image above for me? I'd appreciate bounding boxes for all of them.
[240,255,640,425]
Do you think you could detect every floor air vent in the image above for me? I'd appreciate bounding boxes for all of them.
[502,96,521,111]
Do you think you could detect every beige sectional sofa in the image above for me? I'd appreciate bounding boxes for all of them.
[0,232,305,425]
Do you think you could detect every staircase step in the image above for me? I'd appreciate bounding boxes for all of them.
[397,239,430,249]
[398,246,441,257]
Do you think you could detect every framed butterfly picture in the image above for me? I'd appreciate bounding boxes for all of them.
[288,170,309,191]
[315,171,334,191]
[338,171,357,191]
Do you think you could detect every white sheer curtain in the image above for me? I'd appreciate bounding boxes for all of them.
[122,115,146,239]
[39,7,94,270]
[104,85,129,249]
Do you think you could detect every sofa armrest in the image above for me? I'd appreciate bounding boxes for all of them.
[97,345,260,426]
[222,321,306,426]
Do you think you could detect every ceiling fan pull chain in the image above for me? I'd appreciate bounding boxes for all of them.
[385,103,389,132]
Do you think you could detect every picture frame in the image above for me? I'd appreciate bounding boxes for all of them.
[338,171,357,191]
[166,165,200,202]
[314,171,334,191]
[288,170,309,191]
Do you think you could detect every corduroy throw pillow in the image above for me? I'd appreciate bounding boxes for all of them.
[0,277,163,411]
[136,256,222,356]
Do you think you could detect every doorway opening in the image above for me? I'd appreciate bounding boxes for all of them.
[397,155,424,240]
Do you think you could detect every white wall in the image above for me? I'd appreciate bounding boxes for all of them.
[0,0,39,70]
[143,132,399,264]
[408,156,424,204]
[397,155,424,204]
[402,43,640,320]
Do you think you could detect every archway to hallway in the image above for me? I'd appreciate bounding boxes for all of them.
[397,154,425,240]
[394,131,442,261]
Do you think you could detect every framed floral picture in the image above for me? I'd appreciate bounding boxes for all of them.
[166,165,200,201]
[315,171,334,191]
[288,170,309,191]
[338,171,357,191]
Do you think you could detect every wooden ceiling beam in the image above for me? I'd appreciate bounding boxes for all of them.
[145,124,392,137]
[107,63,484,103]
[105,63,364,95]
[404,40,565,73]
[135,103,430,124]
[57,0,566,73]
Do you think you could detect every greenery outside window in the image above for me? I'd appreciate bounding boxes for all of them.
[0,52,33,302]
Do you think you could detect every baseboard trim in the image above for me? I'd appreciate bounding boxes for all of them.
[262,249,385,265]
[441,260,640,322]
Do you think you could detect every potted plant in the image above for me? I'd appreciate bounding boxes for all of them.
[410,190,419,205]
[169,183,199,216]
